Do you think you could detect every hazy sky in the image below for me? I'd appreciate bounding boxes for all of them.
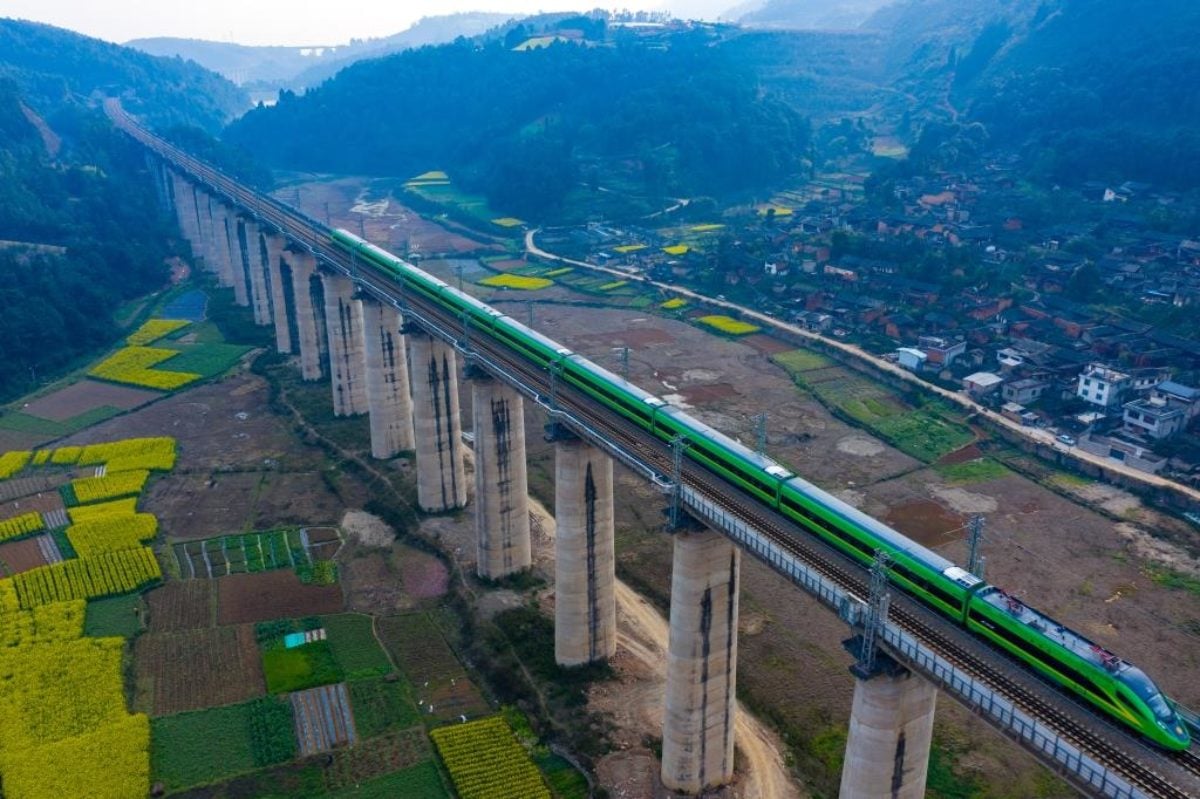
[0,0,739,46]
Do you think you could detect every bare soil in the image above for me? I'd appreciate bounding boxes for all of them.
[56,373,323,474]
[274,177,499,256]
[216,570,344,625]
[22,379,160,421]
[133,624,265,715]
[145,581,216,632]
[0,536,48,575]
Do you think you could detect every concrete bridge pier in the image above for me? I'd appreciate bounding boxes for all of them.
[360,300,415,458]
[191,190,217,278]
[242,220,272,326]
[281,251,324,380]
[170,172,201,257]
[409,332,466,512]
[321,273,367,416]
[552,432,616,666]
[230,217,253,307]
[662,528,740,794]
[470,372,530,579]
[263,234,293,354]
[839,663,937,799]
[209,203,236,289]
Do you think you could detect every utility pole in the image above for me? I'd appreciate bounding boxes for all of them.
[527,301,534,327]
[324,201,330,226]
[967,515,986,578]
[668,436,688,530]
[753,412,768,455]
[455,263,465,293]
[615,346,630,381]
[854,550,892,678]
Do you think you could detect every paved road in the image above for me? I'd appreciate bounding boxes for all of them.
[525,229,1200,506]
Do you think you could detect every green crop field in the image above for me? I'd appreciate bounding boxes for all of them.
[84,593,144,637]
[323,613,393,680]
[348,676,421,738]
[262,640,343,693]
[150,704,257,790]
[326,760,449,799]
[164,342,253,378]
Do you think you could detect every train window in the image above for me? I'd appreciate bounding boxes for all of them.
[892,563,959,609]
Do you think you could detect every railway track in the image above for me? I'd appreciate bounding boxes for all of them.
[109,105,1200,799]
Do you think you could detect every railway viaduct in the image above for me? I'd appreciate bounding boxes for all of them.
[163,160,933,796]
[125,104,1198,799]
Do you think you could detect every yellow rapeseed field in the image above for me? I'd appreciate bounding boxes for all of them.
[89,347,200,391]
[480,274,553,291]
[661,298,688,310]
[126,319,189,346]
[698,315,761,336]
[0,451,31,480]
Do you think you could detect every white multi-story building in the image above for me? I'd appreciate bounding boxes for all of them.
[1076,363,1131,409]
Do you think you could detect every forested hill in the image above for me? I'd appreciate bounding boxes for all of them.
[958,0,1200,187]
[0,76,175,401]
[224,29,811,220]
[860,0,1200,188]
[0,18,248,133]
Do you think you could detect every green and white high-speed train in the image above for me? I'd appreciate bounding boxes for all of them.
[332,228,1191,750]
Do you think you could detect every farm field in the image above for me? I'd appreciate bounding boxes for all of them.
[772,349,974,463]
[134,624,266,714]
[290,682,357,755]
[376,612,490,722]
[145,580,215,631]
[431,715,551,799]
[84,592,145,637]
[173,526,336,579]
[217,569,344,624]
[321,612,392,679]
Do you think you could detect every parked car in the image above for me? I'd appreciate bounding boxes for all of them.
[1056,434,1076,446]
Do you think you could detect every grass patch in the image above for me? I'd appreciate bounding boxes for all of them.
[491,217,524,228]
[533,751,589,799]
[262,640,343,693]
[348,675,421,738]
[772,349,832,374]
[323,613,393,680]
[662,244,689,256]
[480,274,553,291]
[934,458,1010,484]
[150,704,257,790]
[1146,566,1200,595]
[84,593,144,637]
[697,314,761,336]
[326,760,449,799]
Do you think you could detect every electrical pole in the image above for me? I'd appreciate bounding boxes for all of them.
[753,412,768,455]
[967,515,986,578]
[854,550,892,678]
[668,436,688,530]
